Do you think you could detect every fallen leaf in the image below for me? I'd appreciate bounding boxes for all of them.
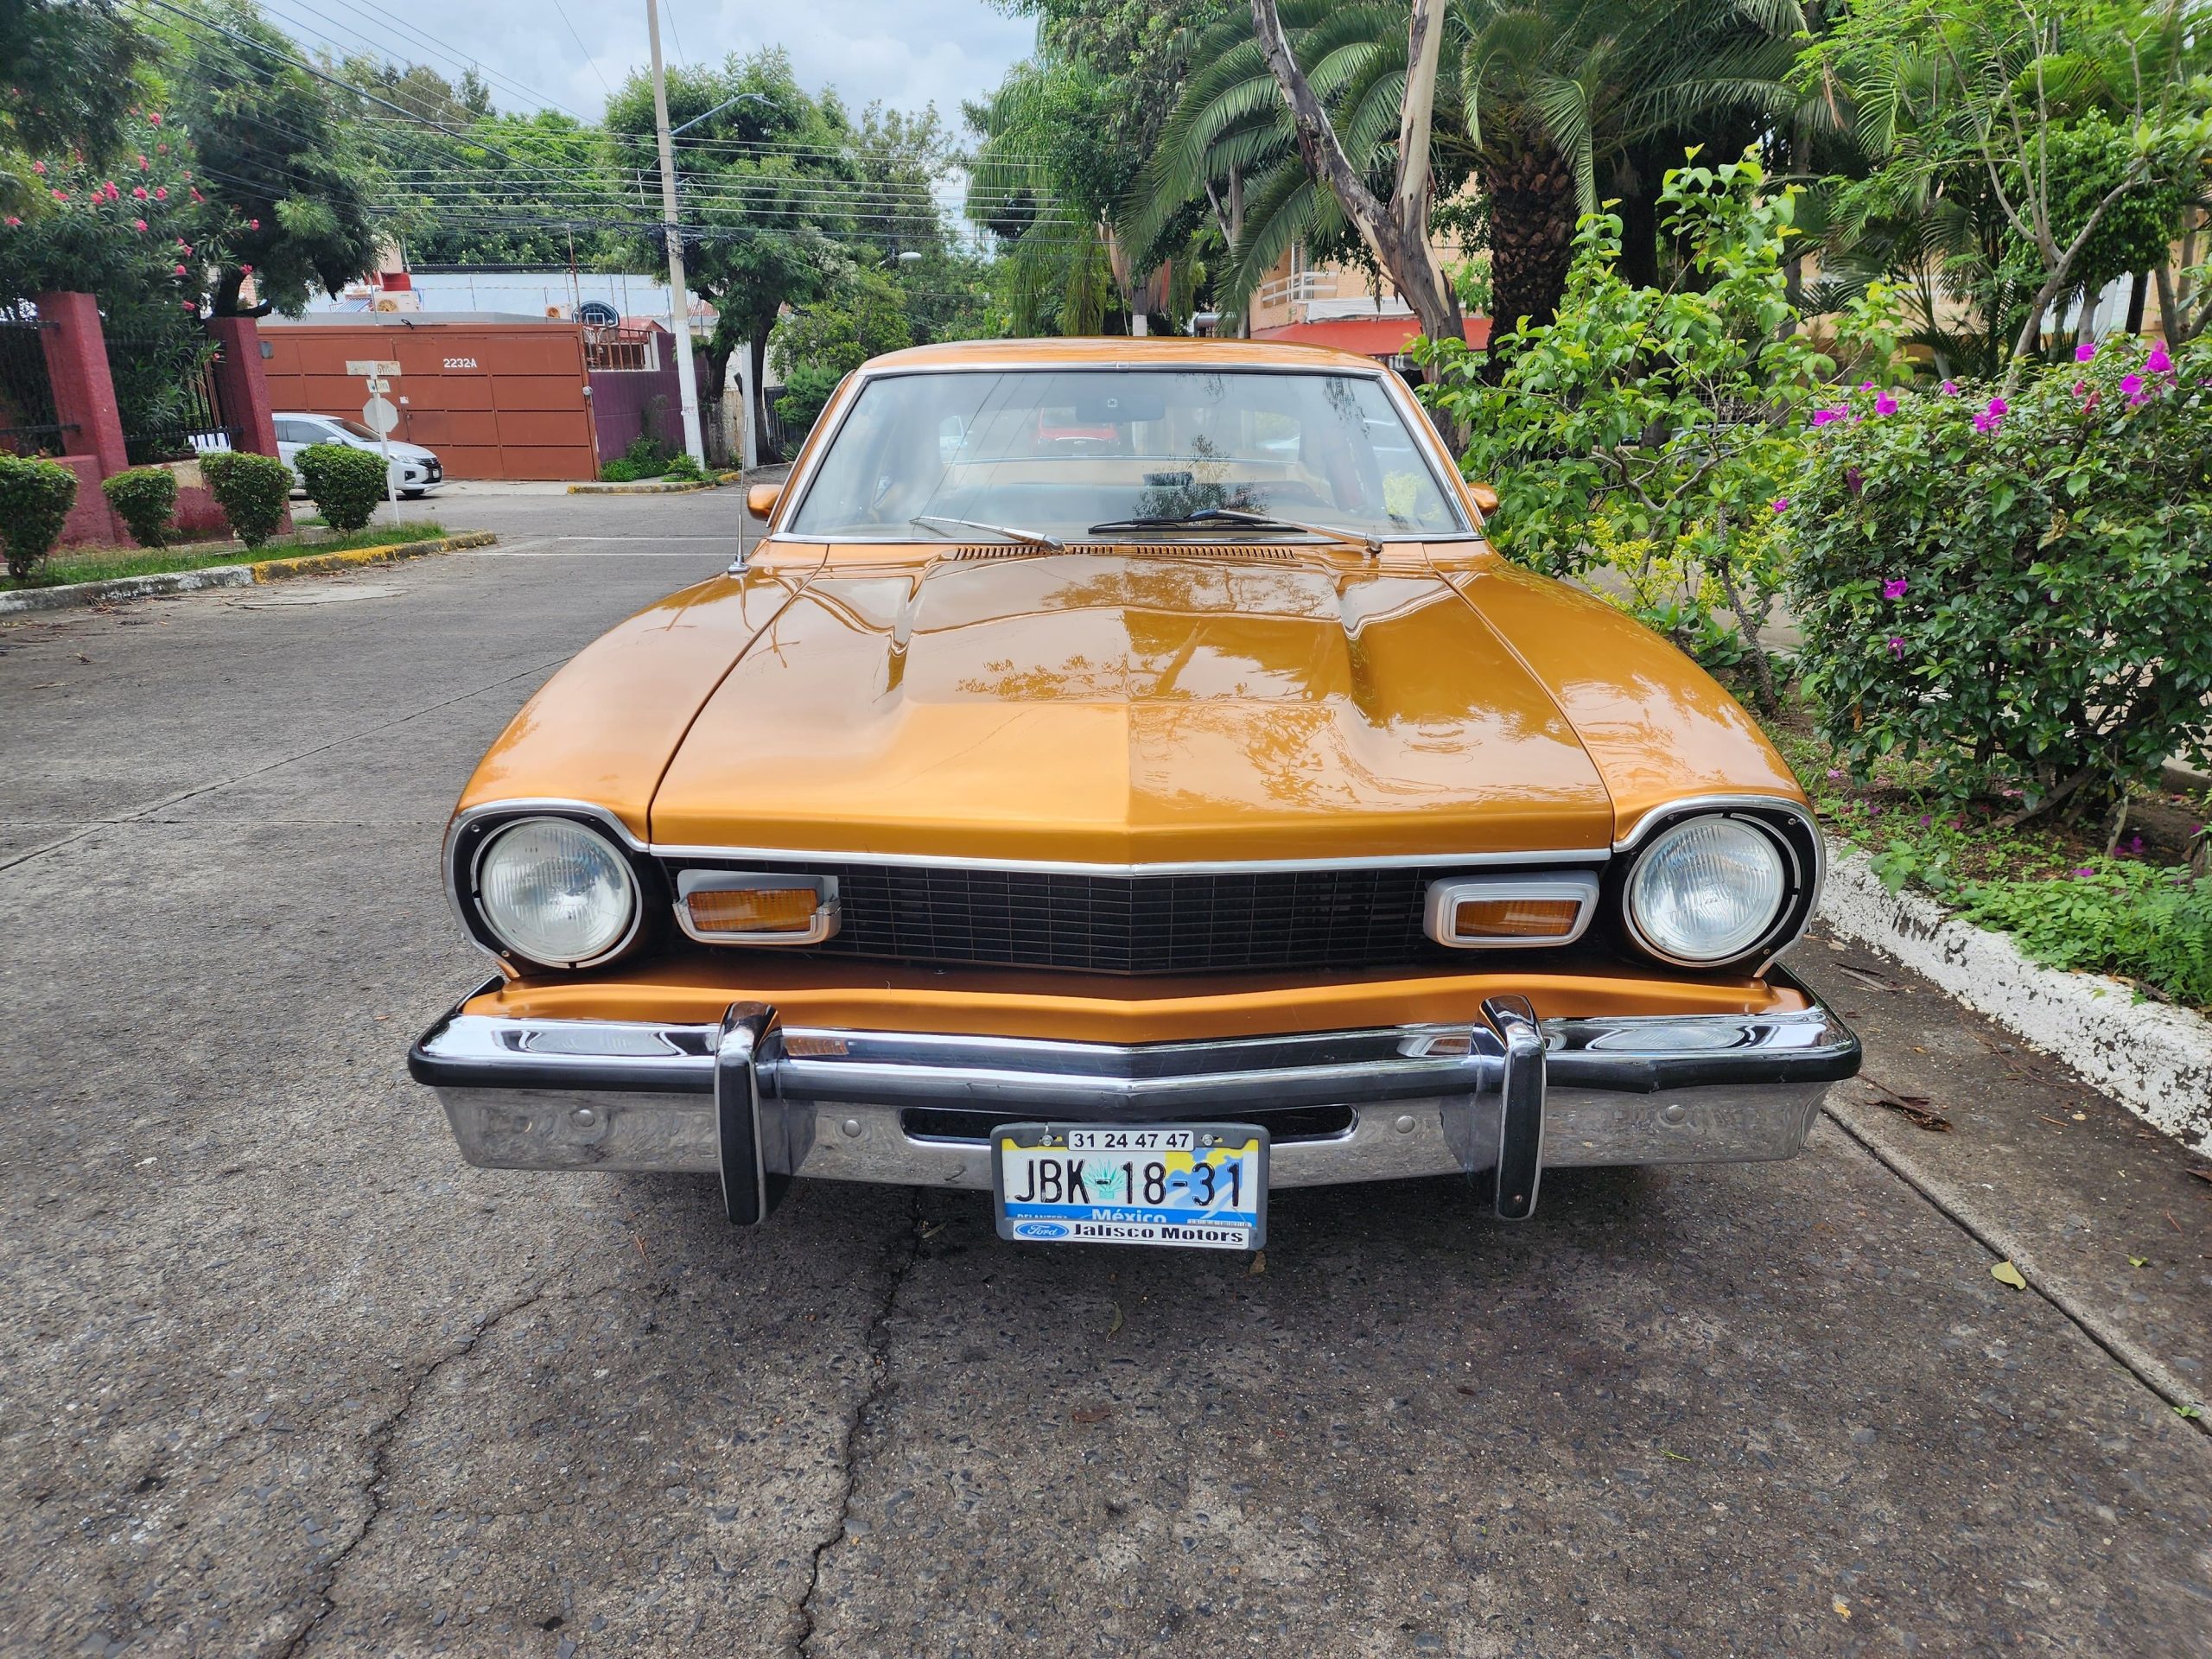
[1071,1406,1113,1425]
[2189,1168,2212,1186]
[2130,1255,2148,1268]
[1991,1260,2027,1290]
[1107,1300,1123,1337]
[1248,1249,1266,1276]
[1455,1384,1478,1397]
[1833,1599,1852,1621]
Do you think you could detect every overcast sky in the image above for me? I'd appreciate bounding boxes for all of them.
[272,0,1037,127]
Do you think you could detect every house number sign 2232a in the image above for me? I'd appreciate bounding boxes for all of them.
[443,357,480,370]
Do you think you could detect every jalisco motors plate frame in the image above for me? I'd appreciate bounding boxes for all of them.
[991,1121,1272,1249]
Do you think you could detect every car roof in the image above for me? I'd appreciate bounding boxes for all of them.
[858,336,1394,376]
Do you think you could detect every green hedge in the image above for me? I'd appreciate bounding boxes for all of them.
[200,450,293,548]
[0,454,80,578]
[294,442,388,532]
[101,466,180,549]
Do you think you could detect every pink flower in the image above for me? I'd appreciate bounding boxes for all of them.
[2076,340,2097,362]
[1973,399,2005,434]
[1886,636,1904,658]
[1811,408,1843,428]
[153,187,166,200]
[1988,397,2008,416]
[248,218,260,230]
[1826,767,1845,780]
[137,154,149,169]
[104,180,118,196]
[1859,381,1875,391]
[189,188,203,203]
[2146,342,2173,374]
[173,263,187,276]
[1875,391,1898,415]
[2073,379,2089,398]
[1883,577,1909,600]
[131,185,147,200]
[50,189,67,202]
[240,263,253,274]
[1771,497,1789,513]
[132,218,147,232]
[1846,467,1865,494]
[148,111,162,125]
[2121,373,2149,406]
[2072,866,2094,878]
[2,217,18,228]
[29,161,44,175]
[181,300,194,312]
[157,143,168,155]
[176,238,191,251]
[1941,379,1960,395]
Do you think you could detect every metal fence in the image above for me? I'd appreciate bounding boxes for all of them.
[0,309,68,457]
[103,321,238,465]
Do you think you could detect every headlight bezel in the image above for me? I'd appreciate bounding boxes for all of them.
[1614,799,1821,972]
[445,802,654,972]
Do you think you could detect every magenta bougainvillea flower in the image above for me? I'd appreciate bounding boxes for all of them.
[1772,497,1789,513]
[1940,379,1960,395]
[1972,396,2007,434]
[1846,467,1865,495]
[1875,390,1898,415]
[2076,340,2097,362]
[1883,577,1908,600]
[1811,408,1844,428]
[2146,342,2173,374]
[1859,381,1875,391]
[1886,637,1904,658]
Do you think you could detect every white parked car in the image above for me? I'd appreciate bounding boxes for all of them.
[273,413,444,499]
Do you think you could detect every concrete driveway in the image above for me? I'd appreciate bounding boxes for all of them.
[3,488,2209,1658]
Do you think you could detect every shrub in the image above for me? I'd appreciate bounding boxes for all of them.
[1416,151,1901,710]
[199,450,294,548]
[622,434,671,477]
[658,452,705,482]
[599,458,642,483]
[0,454,79,579]
[293,442,388,532]
[1956,861,2212,1011]
[101,466,180,549]
[1789,337,2212,823]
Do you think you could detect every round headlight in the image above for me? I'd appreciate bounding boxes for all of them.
[475,817,639,967]
[1624,815,1788,964]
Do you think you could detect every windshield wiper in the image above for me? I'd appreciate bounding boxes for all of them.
[1084,505,1382,556]
[910,514,1065,550]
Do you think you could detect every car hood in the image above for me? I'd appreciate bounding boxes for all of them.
[381,440,437,462]
[645,549,1618,863]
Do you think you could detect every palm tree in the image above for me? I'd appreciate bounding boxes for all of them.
[1122,0,1807,339]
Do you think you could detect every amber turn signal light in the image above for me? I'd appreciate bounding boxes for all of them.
[1452,896,1584,939]
[674,873,840,944]
[1422,873,1599,949]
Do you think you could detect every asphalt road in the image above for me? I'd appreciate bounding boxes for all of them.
[3,486,2209,1659]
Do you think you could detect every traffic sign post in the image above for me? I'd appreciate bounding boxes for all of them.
[354,363,403,514]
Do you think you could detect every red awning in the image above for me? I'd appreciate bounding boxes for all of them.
[1249,314,1491,358]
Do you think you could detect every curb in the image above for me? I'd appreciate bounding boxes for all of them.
[568,478,715,495]
[0,532,498,616]
[1817,843,2212,1148]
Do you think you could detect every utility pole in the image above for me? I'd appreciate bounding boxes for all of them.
[645,0,707,467]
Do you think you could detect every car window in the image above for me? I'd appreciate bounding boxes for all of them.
[327,416,383,442]
[785,368,1467,541]
[276,419,307,444]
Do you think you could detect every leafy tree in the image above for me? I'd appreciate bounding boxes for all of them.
[1,0,147,219]
[158,0,385,315]
[607,48,855,455]
[1801,0,2212,381]
[378,108,620,268]
[768,268,912,435]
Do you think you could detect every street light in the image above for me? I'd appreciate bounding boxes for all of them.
[643,15,771,468]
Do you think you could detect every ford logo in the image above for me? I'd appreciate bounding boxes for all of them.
[1014,1220,1070,1239]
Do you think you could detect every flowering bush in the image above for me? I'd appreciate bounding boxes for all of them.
[1416,152,1900,710]
[1789,338,2212,823]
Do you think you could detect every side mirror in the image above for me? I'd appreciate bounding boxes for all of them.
[1469,482,1500,517]
[746,483,782,521]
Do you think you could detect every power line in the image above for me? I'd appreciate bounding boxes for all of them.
[256,0,588,121]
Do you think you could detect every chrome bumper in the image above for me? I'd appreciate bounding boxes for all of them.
[409,968,1859,1224]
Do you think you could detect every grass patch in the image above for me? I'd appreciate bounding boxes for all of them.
[1758,689,2212,1012]
[3,522,447,592]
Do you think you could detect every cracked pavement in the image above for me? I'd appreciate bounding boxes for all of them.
[3,489,2209,1658]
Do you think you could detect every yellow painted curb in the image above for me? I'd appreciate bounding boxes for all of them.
[566,478,715,495]
[248,531,498,583]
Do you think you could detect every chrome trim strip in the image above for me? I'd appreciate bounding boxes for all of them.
[649,843,1615,875]
[674,870,842,947]
[1612,792,1819,856]
[1423,872,1600,949]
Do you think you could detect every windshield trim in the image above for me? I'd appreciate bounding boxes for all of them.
[769,361,1478,545]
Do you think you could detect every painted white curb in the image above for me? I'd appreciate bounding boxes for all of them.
[0,563,253,615]
[1818,844,2212,1149]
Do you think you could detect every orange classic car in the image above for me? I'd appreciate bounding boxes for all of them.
[410,337,1859,1250]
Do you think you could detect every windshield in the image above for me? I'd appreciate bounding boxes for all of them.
[785,368,1467,542]
[327,416,384,442]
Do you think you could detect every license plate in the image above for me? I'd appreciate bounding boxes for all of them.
[992,1123,1268,1251]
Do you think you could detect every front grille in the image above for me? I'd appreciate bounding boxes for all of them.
[669,860,1490,974]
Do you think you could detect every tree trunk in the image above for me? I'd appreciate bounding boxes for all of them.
[1611,146,1661,290]
[1483,141,1578,347]
[749,321,775,461]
